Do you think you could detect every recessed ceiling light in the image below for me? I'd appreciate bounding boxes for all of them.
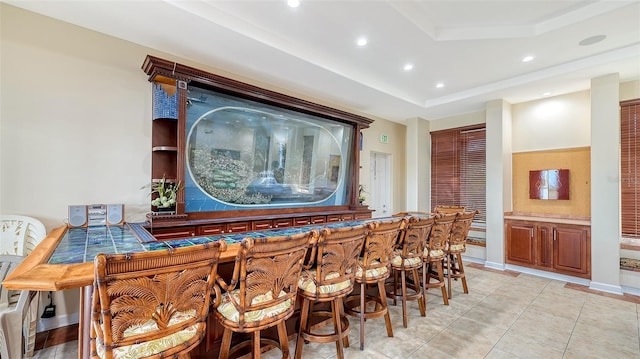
[287,0,300,8]
[579,34,606,46]
[436,83,444,88]
[356,37,368,47]
[403,63,414,71]
[522,55,535,62]
[542,92,552,97]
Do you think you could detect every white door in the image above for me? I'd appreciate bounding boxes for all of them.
[370,152,392,218]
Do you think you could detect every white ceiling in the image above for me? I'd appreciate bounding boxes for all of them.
[6,0,640,123]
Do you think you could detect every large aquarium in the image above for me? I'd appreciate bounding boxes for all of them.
[185,85,354,212]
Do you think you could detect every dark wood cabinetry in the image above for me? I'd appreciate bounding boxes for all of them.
[151,118,178,181]
[145,209,372,241]
[505,217,591,279]
[142,55,373,230]
[553,225,590,276]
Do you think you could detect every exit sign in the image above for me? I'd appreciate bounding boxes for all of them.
[380,134,389,143]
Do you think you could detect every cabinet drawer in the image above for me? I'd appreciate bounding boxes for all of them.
[151,226,196,240]
[199,224,225,236]
[226,222,250,234]
[311,216,326,224]
[273,218,293,229]
[341,214,355,221]
[294,217,311,226]
[326,214,342,223]
[355,212,372,220]
[252,220,273,231]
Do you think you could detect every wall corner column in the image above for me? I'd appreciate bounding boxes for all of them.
[485,99,513,270]
[405,117,430,212]
[590,73,622,294]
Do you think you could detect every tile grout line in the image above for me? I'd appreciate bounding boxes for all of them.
[558,283,587,358]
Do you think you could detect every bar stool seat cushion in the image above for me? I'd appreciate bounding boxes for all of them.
[96,309,199,359]
[423,248,445,259]
[217,290,292,324]
[355,259,388,279]
[298,270,351,295]
[448,243,465,252]
[391,254,421,267]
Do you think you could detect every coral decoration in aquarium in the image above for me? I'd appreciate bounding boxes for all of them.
[185,85,353,212]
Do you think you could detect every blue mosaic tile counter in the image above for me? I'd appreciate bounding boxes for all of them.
[47,219,372,265]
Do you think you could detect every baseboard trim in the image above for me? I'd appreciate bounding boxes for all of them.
[589,281,623,295]
[37,312,79,333]
[484,261,505,271]
[504,264,591,286]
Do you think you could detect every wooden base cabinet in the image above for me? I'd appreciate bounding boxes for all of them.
[505,218,590,279]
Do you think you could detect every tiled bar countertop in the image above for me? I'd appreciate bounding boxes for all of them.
[47,220,373,265]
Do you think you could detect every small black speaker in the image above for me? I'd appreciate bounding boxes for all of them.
[106,204,124,226]
[68,205,87,227]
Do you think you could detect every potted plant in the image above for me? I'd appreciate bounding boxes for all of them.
[146,175,182,212]
[358,184,367,205]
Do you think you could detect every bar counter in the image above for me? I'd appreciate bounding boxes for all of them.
[2,218,378,358]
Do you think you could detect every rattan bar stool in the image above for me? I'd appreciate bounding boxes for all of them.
[433,205,466,214]
[446,210,478,299]
[386,215,433,328]
[424,212,457,306]
[90,240,227,359]
[215,230,315,359]
[344,217,407,350]
[294,224,367,359]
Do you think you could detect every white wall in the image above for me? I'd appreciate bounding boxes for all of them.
[360,115,407,214]
[512,91,591,152]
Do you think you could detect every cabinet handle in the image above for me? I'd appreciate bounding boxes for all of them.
[553,230,556,241]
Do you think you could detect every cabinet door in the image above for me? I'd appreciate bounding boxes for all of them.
[536,225,553,268]
[506,222,535,265]
[553,225,590,277]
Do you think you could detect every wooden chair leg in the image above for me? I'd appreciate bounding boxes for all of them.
[436,260,449,306]
[360,281,365,350]
[276,321,290,358]
[400,269,408,328]
[391,269,398,306]
[412,268,425,317]
[378,280,393,338]
[219,327,233,359]
[458,253,469,294]
[252,331,261,359]
[447,255,453,299]
[335,297,349,348]
[331,300,345,359]
[294,298,310,359]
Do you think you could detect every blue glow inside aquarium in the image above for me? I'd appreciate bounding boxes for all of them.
[185,85,354,212]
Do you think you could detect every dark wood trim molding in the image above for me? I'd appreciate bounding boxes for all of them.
[142,55,374,128]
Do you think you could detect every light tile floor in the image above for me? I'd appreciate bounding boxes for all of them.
[32,263,640,358]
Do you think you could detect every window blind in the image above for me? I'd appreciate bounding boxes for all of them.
[621,99,640,237]
[431,125,486,222]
